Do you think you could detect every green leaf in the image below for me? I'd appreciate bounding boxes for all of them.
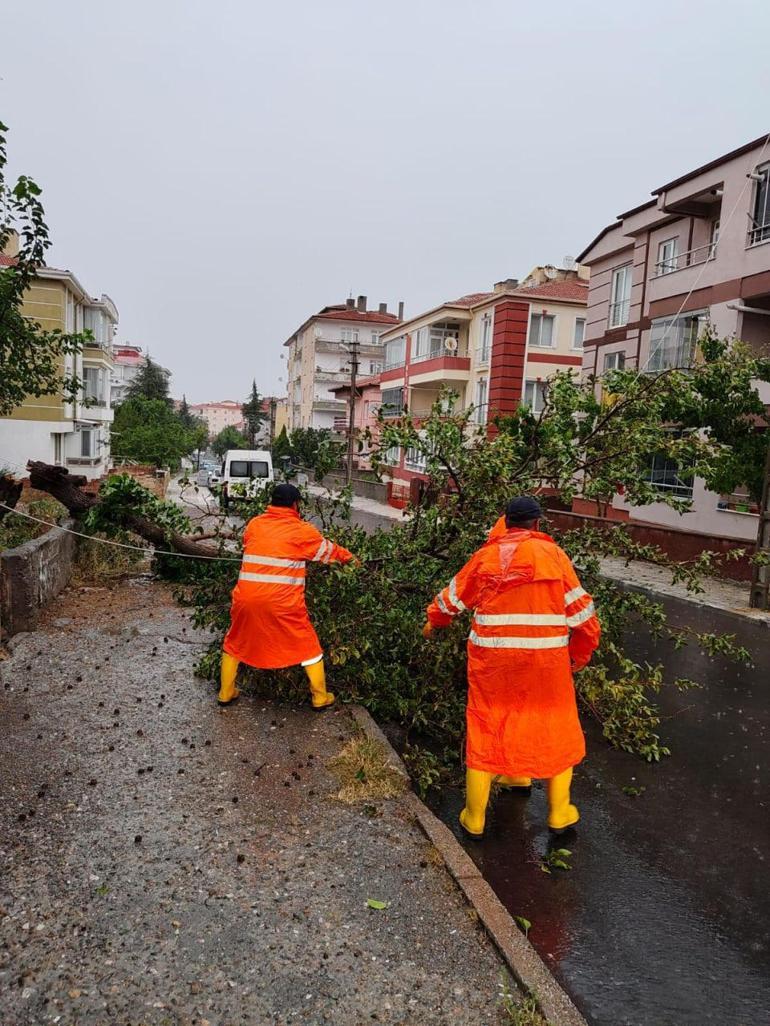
[513,916,532,937]
[366,898,389,910]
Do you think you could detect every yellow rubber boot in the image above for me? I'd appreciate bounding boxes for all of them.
[495,775,533,789]
[218,651,240,705]
[459,768,494,838]
[547,767,580,832]
[305,659,335,710]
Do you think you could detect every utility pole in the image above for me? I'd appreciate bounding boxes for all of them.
[750,441,770,609]
[345,338,360,485]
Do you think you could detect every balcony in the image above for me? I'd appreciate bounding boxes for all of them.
[312,398,347,413]
[315,368,351,384]
[651,243,716,278]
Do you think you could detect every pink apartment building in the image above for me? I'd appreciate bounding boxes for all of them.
[189,400,247,437]
[578,133,770,542]
[359,267,588,507]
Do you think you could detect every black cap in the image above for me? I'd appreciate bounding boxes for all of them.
[271,483,303,508]
[505,495,543,525]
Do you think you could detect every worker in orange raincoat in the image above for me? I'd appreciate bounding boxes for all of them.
[218,483,355,709]
[424,496,600,837]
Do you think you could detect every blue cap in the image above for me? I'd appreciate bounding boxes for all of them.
[505,496,543,524]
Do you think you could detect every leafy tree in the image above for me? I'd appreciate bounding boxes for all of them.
[177,395,208,457]
[211,424,249,458]
[0,120,90,416]
[241,381,268,445]
[112,397,198,470]
[289,427,345,480]
[126,356,170,402]
[178,394,194,428]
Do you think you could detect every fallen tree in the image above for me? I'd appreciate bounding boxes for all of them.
[0,475,23,525]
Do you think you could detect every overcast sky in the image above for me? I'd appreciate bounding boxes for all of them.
[3,0,769,403]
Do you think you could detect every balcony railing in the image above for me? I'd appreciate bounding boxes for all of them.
[748,219,770,247]
[411,343,467,364]
[652,243,717,277]
[312,398,346,411]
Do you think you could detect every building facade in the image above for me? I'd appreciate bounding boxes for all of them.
[374,268,588,505]
[0,255,118,481]
[188,400,247,437]
[578,133,770,541]
[110,344,170,405]
[283,296,401,432]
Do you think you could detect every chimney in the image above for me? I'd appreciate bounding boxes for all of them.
[493,278,519,293]
[397,300,404,320]
[345,297,355,309]
[357,295,367,312]
[378,302,387,314]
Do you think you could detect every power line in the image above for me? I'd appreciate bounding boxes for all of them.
[0,502,242,562]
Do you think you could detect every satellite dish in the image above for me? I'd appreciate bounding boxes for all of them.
[544,265,557,279]
[444,337,459,353]
[563,255,576,270]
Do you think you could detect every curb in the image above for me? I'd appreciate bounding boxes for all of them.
[348,704,588,1026]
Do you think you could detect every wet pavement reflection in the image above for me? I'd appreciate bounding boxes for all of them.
[430,596,770,1026]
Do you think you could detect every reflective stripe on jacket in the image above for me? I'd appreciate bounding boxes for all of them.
[223,505,353,670]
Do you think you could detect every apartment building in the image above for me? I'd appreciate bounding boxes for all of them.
[188,400,246,437]
[578,133,770,541]
[283,296,401,432]
[110,344,170,405]
[374,267,588,505]
[0,254,118,480]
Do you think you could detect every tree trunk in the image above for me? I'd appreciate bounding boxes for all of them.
[26,462,224,560]
[0,475,23,526]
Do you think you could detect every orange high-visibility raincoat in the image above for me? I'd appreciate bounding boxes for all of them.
[427,527,600,779]
[223,505,353,670]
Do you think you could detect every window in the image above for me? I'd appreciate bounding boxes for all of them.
[368,361,383,375]
[647,312,703,372]
[573,318,586,349]
[609,264,632,327]
[80,428,94,458]
[384,336,406,369]
[380,387,404,417]
[603,350,626,372]
[371,331,381,345]
[474,377,488,424]
[522,379,547,413]
[750,165,770,245]
[656,238,679,275]
[645,445,694,499]
[82,366,102,402]
[477,313,492,364]
[529,313,555,348]
[229,460,270,479]
[53,433,64,465]
[709,219,720,257]
[341,328,359,343]
[412,323,460,362]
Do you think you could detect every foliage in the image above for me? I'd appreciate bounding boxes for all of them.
[211,424,250,458]
[0,120,91,416]
[125,355,170,402]
[272,425,293,466]
[73,534,148,585]
[287,427,345,481]
[241,380,268,446]
[328,735,407,803]
[500,979,546,1026]
[111,397,201,470]
[0,498,66,550]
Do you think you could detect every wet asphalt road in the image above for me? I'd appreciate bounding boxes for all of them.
[430,593,770,1026]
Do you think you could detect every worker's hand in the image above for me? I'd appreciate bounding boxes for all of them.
[422,621,434,639]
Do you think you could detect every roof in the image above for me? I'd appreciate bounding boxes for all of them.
[654,132,769,194]
[515,278,588,301]
[316,308,400,324]
[447,291,494,308]
[0,253,16,267]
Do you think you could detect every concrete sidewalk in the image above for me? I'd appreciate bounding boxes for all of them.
[0,578,514,1026]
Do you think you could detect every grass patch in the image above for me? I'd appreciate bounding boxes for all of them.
[73,536,149,585]
[328,735,407,804]
[500,977,548,1025]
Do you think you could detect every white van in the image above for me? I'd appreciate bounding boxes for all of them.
[212,449,274,509]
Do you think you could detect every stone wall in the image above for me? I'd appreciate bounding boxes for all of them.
[0,521,77,636]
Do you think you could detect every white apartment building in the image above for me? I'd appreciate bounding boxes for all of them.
[283,296,402,432]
